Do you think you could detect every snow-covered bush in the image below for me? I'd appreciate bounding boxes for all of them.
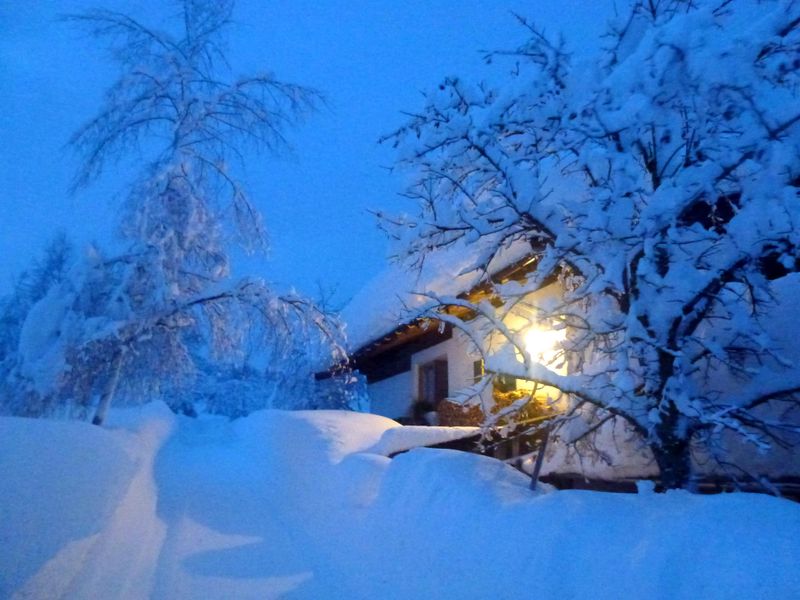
[385,0,800,488]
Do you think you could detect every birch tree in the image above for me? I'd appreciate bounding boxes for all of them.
[19,0,348,423]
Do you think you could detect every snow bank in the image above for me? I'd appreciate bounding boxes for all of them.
[0,402,176,599]
[1,405,798,599]
[376,447,535,508]
[0,417,137,597]
[357,461,800,599]
[367,425,479,456]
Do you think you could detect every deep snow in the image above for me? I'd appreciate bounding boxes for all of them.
[1,403,799,599]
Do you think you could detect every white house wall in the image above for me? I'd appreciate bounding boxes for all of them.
[364,284,565,421]
[368,370,414,420]
[410,330,480,397]
[542,418,658,480]
[540,413,800,482]
[365,329,480,421]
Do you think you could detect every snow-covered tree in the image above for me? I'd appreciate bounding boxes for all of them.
[0,234,73,370]
[385,0,800,489]
[2,242,345,421]
[0,235,75,416]
[7,0,347,423]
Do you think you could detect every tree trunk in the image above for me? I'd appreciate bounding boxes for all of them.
[652,435,691,490]
[650,395,693,490]
[530,426,550,492]
[92,349,125,426]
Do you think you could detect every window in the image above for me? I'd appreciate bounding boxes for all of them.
[473,357,516,391]
[472,359,484,384]
[418,359,448,407]
[494,373,517,393]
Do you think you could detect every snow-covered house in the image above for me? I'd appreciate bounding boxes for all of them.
[340,243,800,492]
[342,243,536,423]
[340,241,574,466]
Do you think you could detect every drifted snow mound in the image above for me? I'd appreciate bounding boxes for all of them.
[0,403,799,599]
[366,425,479,457]
[0,402,176,599]
[375,447,535,509]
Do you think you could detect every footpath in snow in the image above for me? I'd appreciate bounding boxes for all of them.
[2,402,799,599]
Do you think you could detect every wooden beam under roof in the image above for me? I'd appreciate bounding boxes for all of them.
[351,253,547,360]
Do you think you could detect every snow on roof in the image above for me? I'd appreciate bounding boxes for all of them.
[341,238,532,351]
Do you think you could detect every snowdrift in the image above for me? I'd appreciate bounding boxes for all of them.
[1,404,798,599]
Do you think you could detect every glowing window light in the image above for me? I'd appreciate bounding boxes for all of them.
[519,324,568,406]
[523,325,566,368]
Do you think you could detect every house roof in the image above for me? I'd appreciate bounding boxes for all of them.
[341,237,534,354]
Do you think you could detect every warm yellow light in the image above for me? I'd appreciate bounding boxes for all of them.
[514,324,567,405]
[523,325,566,367]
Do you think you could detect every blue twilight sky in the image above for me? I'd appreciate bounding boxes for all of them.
[0,0,618,306]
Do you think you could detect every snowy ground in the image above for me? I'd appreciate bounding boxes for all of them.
[1,404,799,599]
